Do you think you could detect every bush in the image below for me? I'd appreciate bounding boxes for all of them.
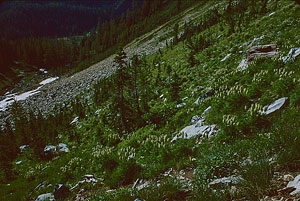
[240,160,272,200]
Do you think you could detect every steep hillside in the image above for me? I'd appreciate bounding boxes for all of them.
[0,0,300,200]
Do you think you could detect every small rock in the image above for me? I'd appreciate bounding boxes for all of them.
[95,109,102,114]
[191,115,200,124]
[19,145,29,152]
[282,47,300,63]
[136,181,150,191]
[39,68,48,74]
[283,174,294,182]
[201,106,211,116]
[248,35,265,47]
[216,34,223,39]
[163,168,173,177]
[83,174,98,183]
[237,58,249,71]
[58,143,69,153]
[15,160,22,165]
[238,44,278,71]
[70,117,79,125]
[44,145,56,153]
[35,193,54,201]
[44,145,56,157]
[54,184,71,200]
[247,44,278,61]
[269,12,275,17]
[176,103,186,108]
[221,53,231,62]
[134,199,142,201]
[194,94,207,105]
[209,176,242,188]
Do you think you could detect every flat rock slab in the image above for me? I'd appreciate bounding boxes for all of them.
[172,124,217,142]
[260,97,288,115]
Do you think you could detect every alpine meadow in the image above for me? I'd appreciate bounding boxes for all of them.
[0,0,300,200]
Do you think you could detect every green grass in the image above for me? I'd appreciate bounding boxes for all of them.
[1,0,300,200]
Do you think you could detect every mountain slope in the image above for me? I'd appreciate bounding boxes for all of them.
[1,1,300,200]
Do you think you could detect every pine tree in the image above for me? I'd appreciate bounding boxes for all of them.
[113,48,129,132]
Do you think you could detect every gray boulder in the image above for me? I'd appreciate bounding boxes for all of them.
[237,58,249,71]
[282,47,300,63]
[260,97,288,115]
[247,44,278,61]
[238,44,278,71]
[58,143,69,153]
[173,106,216,141]
[172,124,217,142]
[44,145,56,157]
[35,193,54,201]
[287,174,300,195]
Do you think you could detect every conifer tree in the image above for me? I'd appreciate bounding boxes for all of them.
[113,48,129,132]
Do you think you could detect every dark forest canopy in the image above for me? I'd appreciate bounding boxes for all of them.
[0,0,143,39]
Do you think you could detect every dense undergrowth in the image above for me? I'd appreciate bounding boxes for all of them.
[0,0,300,200]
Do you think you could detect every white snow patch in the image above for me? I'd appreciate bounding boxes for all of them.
[0,77,59,111]
[39,77,58,85]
